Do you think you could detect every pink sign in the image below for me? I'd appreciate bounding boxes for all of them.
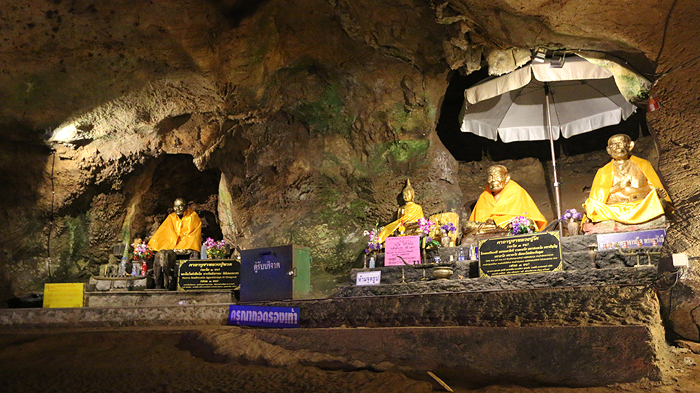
[384,236,421,266]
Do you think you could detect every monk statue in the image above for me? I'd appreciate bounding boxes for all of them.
[469,165,547,232]
[377,179,425,243]
[148,198,202,289]
[584,134,671,224]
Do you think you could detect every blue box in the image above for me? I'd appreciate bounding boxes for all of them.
[240,244,312,302]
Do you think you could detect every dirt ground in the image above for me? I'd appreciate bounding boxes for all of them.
[0,327,698,393]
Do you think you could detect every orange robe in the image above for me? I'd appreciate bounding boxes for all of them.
[378,202,424,243]
[584,155,670,224]
[469,180,547,231]
[148,208,202,252]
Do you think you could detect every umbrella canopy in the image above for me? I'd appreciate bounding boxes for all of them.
[460,54,637,227]
[461,55,636,142]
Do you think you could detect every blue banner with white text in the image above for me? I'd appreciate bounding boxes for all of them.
[228,305,300,328]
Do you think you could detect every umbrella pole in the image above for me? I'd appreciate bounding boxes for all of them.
[545,83,563,235]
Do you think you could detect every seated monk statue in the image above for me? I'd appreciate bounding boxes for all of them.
[148,198,202,289]
[469,164,547,232]
[584,134,671,224]
[377,179,425,243]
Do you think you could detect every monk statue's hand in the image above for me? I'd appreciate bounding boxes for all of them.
[656,187,668,199]
[174,249,188,255]
[611,179,630,194]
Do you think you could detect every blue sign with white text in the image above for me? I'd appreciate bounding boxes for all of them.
[597,229,666,250]
[228,305,300,328]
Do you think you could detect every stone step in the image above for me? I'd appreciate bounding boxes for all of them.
[2,281,659,330]
[237,325,662,387]
[85,289,234,307]
[262,283,661,329]
[0,282,668,387]
[344,265,658,296]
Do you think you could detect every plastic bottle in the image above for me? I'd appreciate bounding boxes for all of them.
[458,247,465,261]
[142,260,148,276]
[368,255,376,269]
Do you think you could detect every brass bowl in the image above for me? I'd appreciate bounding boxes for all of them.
[432,265,453,280]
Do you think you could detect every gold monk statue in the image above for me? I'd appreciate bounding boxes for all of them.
[148,198,202,289]
[377,179,425,243]
[584,134,671,224]
[469,165,547,232]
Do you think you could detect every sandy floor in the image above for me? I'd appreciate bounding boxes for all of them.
[0,327,698,393]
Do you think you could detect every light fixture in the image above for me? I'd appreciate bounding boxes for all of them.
[48,123,78,143]
[550,51,566,68]
[533,48,547,63]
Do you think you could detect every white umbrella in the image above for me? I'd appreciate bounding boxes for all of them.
[460,54,636,222]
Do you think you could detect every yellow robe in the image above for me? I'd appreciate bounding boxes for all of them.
[469,180,547,231]
[148,208,202,252]
[378,201,424,243]
[584,155,670,224]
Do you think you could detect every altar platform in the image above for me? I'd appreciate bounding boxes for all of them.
[0,232,673,388]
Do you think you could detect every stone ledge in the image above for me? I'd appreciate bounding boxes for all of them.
[584,216,667,234]
[345,265,658,296]
[85,290,234,307]
[353,235,661,284]
[245,325,662,387]
[260,283,661,329]
[2,282,660,332]
[0,304,231,331]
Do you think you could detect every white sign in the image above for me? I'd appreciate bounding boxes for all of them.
[356,270,381,286]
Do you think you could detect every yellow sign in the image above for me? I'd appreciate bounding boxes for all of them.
[43,283,84,308]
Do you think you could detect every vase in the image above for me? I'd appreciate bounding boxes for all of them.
[567,219,580,236]
[441,235,451,248]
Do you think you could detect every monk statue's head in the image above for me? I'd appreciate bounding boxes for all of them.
[487,165,510,195]
[173,198,187,218]
[606,134,634,161]
[402,179,415,203]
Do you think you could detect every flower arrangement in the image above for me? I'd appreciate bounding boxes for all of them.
[423,236,441,250]
[416,218,440,249]
[509,213,536,235]
[418,217,435,235]
[561,208,583,221]
[132,242,154,260]
[363,229,382,254]
[204,237,227,259]
[440,222,457,234]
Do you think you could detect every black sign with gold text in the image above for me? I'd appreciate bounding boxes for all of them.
[478,232,562,277]
[177,259,240,291]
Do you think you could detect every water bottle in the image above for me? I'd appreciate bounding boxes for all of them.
[368,255,376,269]
[458,247,465,261]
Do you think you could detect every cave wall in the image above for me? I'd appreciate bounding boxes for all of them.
[0,0,699,337]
